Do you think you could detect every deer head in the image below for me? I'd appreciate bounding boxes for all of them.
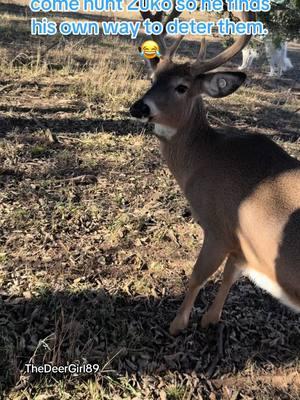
[130,11,253,136]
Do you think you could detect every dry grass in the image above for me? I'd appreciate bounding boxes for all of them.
[0,5,300,400]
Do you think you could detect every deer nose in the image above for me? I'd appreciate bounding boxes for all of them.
[130,100,150,119]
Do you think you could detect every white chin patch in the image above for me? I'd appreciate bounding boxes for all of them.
[154,124,177,140]
[130,116,149,123]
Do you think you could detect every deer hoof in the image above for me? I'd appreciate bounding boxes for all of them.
[201,312,220,329]
[169,315,188,336]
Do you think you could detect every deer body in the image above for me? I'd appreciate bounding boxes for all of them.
[158,108,300,307]
[130,10,300,336]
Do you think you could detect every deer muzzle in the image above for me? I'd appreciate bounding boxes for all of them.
[130,100,150,120]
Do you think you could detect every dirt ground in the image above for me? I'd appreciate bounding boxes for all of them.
[0,2,300,400]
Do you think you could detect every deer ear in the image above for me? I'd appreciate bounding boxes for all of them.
[197,72,246,98]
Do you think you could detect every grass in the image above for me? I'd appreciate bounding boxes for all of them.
[0,5,300,400]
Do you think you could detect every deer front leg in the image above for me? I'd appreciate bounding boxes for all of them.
[201,254,242,328]
[169,236,228,336]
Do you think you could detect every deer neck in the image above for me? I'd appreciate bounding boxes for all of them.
[157,99,216,191]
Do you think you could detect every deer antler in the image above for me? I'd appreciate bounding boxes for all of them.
[140,9,254,68]
[191,11,255,73]
[197,37,207,62]
[140,4,183,59]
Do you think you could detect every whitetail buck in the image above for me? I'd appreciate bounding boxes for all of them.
[130,11,300,336]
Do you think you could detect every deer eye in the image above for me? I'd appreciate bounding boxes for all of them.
[175,84,188,94]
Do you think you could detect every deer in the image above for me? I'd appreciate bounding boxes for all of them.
[239,36,293,77]
[130,10,300,336]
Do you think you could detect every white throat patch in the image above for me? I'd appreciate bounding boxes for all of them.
[154,124,177,140]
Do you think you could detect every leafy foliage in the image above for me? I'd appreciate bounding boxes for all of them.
[258,0,300,41]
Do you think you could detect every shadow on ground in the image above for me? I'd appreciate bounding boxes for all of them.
[1,279,300,395]
[0,104,298,139]
[0,115,145,137]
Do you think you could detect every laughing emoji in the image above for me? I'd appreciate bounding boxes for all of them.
[139,40,160,59]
